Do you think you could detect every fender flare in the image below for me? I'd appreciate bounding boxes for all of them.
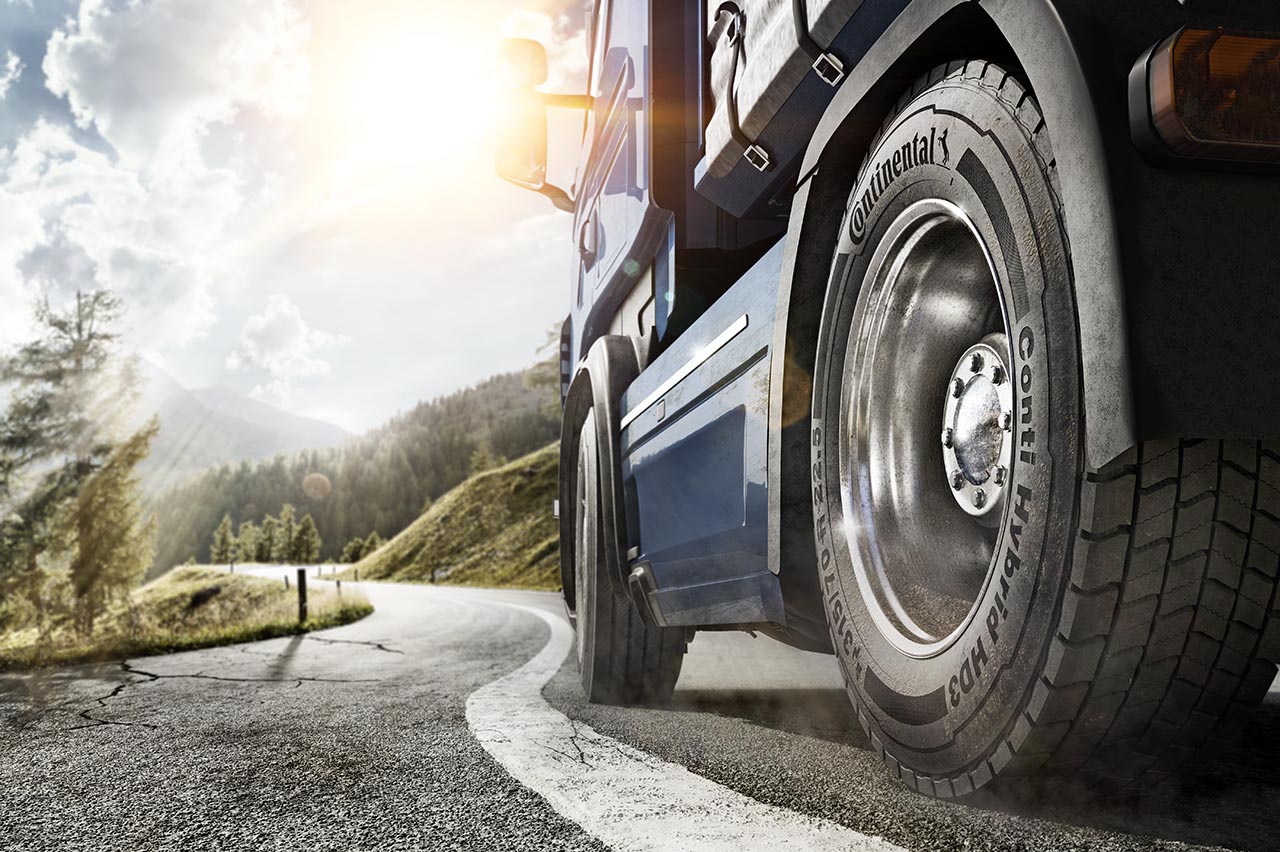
[790,0,1134,468]
[559,335,642,606]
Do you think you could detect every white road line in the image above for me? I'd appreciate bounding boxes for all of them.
[465,604,906,852]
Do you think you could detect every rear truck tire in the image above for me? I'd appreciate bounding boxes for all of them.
[569,409,685,704]
[810,60,1280,798]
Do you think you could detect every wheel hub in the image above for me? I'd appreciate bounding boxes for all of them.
[837,199,1010,658]
[941,338,1012,518]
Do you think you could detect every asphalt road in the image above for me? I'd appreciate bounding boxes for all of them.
[2,572,1279,852]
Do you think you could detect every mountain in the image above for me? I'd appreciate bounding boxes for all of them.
[335,442,560,590]
[134,364,352,493]
[148,367,560,577]
[191,386,351,447]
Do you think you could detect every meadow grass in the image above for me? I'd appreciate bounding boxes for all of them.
[0,565,372,671]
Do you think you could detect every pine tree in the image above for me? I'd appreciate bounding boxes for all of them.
[524,323,562,417]
[274,504,296,563]
[211,514,235,565]
[257,515,278,562]
[0,289,140,631]
[363,530,384,556]
[340,536,365,563]
[69,422,158,634]
[236,521,258,565]
[292,514,322,563]
[470,445,496,474]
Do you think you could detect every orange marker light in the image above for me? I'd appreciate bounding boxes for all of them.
[1148,27,1280,162]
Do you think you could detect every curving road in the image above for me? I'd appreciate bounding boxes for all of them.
[2,571,1279,852]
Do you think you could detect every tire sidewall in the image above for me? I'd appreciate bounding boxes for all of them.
[573,409,605,696]
[811,73,1082,784]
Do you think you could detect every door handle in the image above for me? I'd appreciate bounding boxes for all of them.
[579,213,598,266]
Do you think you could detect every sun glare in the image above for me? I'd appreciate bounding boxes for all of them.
[315,14,498,201]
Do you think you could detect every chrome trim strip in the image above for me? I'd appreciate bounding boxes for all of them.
[619,314,749,430]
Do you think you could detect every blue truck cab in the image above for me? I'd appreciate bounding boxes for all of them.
[497,1,1280,799]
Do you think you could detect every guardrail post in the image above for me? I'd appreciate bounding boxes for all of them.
[297,568,307,624]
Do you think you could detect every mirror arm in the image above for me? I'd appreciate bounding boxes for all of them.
[539,183,576,213]
[541,93,592,110]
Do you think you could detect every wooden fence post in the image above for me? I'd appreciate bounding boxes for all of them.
[297,568,307,624]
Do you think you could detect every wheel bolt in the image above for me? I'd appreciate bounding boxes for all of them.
[993,465,1007,485]
[972,488,987,509]
[950,469,965,490]
[991,365,1005,385]
[952,378,965,398]
[941,428,954,448]
[1000,411,1012,431]
[969,352,984,373]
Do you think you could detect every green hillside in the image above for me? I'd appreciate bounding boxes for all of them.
[339,442,560,590]
[150,367,559,576]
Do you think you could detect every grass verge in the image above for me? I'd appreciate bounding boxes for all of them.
[0,565,372,671]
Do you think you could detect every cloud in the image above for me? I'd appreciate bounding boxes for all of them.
[226,294,346,406]
[501,8,588,90]
[0,1,312,352]
[0,184,45,348]
[0,50,23,99]
[43,0,309,169]
[2,119,222,345]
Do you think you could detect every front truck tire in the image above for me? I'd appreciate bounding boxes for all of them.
[569,409,684,705]
[811,61,1280,798]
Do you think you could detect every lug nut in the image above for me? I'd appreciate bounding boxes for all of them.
[991,365,1005,385]
[952,378,965,398]
[972,488,987,509]
[950,469,965,491]
[1000,411,1012,431]
[941,428,954,448]
[993,465,1007,485]
[969,352,985,373]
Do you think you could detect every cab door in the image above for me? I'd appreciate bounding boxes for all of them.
[571,0,654,363]
[588,44,633,291]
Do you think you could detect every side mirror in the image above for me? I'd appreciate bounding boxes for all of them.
[495,88,549,190]
[497,38,547,89]
[494,38,576,213]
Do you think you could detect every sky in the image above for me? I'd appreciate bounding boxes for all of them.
[0,0,588,433]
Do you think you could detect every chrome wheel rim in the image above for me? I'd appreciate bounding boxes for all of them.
[839,199,1011,659]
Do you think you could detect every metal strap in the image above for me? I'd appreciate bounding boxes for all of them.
[792,0,844,87]
[711,4,773,172]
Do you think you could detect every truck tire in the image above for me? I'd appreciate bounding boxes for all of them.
[570,409,684,704]
[810,60,1280,798]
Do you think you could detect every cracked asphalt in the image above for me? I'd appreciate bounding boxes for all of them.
[3,573,1279,852]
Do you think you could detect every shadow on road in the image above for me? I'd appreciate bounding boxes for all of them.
[263,635,306,681]
[668,685,1280,851]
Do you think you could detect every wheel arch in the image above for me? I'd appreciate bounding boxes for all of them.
[559,335,643,607]
[789,0,1133,470]
[768,0,1135,632]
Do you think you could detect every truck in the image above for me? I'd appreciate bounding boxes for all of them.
[494,0,1280,799]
